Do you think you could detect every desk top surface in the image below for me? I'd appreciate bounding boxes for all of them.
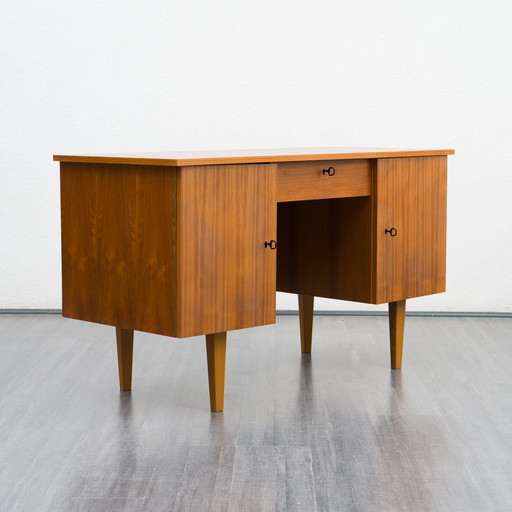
[54,147,455,167]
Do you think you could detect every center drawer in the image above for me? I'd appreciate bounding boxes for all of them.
[276,159,371,202]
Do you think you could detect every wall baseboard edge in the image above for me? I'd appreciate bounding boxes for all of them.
[0,309,511,318]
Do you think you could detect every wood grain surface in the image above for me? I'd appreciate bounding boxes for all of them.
[205,332,227,412]
[176,163,277,337]
[54,147,455,167]
[276,197,373,303]
[115,327,134,390]
[277,156,447,305]
[389,300,406,369]
[61,155,448,340]
[373,156,447,303]
[60,162,177,335]
[276,159,371,202]
[298,295,314,353]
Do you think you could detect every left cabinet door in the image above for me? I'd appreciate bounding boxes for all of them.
[176,164,277,337]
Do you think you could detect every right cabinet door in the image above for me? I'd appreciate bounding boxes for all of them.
[373,156,447,304]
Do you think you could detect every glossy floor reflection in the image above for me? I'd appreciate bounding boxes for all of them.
[0,313,511,511]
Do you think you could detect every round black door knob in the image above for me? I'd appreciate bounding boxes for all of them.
[264,240,277,250]
[322,166,336,176]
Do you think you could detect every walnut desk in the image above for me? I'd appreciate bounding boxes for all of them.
[54,147,454,412]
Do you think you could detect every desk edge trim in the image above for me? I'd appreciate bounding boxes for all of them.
[53,150,455,167]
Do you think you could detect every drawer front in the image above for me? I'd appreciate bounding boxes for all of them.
[276,159,371,202]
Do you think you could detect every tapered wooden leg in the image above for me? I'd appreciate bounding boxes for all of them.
[116,327,134,391]
[205,332,227,412]
[299,294,314,354]
[389,300,406,369]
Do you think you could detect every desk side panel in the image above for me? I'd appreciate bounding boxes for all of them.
[60,163,177,335]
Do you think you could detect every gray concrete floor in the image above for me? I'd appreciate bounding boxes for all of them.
[0,313,511,511]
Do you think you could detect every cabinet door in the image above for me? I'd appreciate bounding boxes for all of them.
[373,156,447,303]
[176,164,276,337]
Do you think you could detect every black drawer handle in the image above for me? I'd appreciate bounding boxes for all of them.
[264,240,277,250]
[385,228,398,237]
[322,166,336,176]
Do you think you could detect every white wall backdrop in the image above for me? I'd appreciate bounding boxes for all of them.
[1,0,511,312]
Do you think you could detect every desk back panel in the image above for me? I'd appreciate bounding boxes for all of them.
[276,197,373,303]
[60,163,177,335]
